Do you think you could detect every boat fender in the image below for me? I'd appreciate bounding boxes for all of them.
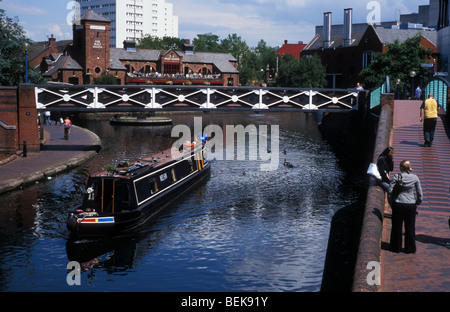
[66,214,79,231]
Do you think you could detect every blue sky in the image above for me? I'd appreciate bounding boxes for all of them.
[2,0,429,47]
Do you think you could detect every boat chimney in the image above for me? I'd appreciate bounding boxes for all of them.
[343,8,353,47]
[323,12,332,49]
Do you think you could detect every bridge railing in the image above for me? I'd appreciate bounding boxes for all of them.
[34,84,359,112]
[369,82,387,109]
[425,77,449,112]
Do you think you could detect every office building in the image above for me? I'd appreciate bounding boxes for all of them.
[76,0,178,47]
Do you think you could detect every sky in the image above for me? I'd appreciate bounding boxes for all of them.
[2,0,430,48]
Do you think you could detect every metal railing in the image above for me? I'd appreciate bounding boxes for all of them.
[34,84,359,112]
[425,77,449,112]
[369,81,387,109]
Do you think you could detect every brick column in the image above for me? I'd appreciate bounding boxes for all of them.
[0,87,19,153]
[17,84,40,152]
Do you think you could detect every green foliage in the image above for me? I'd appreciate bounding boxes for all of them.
[298,54,327,88]
[277,54,301,87]
[0,6,47,86]
[136,35,186,50]
[360,35,433,91]
[277,54,326,88]
[93,72,119,85]
[193,33,221,52]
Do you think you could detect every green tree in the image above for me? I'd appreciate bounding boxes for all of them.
[277,54,300,87]
[277,54,326,88]
[136,35,185,50]
[193,33,221,52]
[253,39,277,73]
[0,5,46,86]
[220,33,249,67]
[297,54,327,88]
[93,72,119,85]
[360,35,432,91]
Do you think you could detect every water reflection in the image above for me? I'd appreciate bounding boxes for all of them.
[0,112,361,292]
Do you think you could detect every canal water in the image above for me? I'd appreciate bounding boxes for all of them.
[0,112,362,292]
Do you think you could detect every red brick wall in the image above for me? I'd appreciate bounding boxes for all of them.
[0,87,19,153]
[17,85,40,152]
[83,22,111,81]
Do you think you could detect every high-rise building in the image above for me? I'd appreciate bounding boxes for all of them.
[76,0,178,48]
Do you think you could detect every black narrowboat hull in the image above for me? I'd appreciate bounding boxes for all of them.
[67,150,210,238]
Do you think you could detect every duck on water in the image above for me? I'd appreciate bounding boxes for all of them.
[66,140,210,238]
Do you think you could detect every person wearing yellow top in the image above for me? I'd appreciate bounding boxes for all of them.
[419,94,440,147]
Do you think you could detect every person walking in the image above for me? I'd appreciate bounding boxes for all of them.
[415,86,422,100]
[419,94,439,147]
[44,111,51,125]
[388,160,423,253]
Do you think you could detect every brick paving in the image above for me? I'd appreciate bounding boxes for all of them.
[380,100,450,292]
[0,123,100,192]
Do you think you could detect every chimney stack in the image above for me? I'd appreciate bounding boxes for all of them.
[49,34,56,48]
[343,8,353,47]
[323,12,332,49]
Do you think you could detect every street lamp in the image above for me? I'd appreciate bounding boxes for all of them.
[410,70,416,100]
[24,42,29,84]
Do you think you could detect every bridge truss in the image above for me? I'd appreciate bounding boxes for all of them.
[35,85,359,112]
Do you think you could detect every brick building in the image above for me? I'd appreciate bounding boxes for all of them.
[276,40,307,60]
[302,9,438,89]
[33,11,239,87]
[0,86,40,154]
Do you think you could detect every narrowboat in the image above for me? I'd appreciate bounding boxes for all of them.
[66,141,210,238]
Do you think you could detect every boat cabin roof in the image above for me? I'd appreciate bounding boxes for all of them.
[90,144,200,180]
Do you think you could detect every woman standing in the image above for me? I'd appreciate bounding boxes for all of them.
[388,160,423,253]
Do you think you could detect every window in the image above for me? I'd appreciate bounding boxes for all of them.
[362,51,375,68]
[135,177,158,203]
[438,0,449,30]
[164,64,179,75]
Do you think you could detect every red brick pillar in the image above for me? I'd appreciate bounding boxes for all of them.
[17,84,40,152]
[0,87,19,153]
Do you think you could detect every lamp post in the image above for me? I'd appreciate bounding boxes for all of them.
[410,70,416,100]
[24,42,29,84]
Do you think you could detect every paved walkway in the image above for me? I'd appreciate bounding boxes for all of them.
[380,100,450,292]
[0,123,101,194]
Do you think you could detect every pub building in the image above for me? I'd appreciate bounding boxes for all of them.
[36,11,239,87]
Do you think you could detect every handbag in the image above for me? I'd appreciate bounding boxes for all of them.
[388,174,402,207]
[366,163,381,180]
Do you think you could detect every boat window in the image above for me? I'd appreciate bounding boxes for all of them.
[154,179,159,192]
[121,183,132,203]
[171,168,177,182]
[135,177,158,203]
